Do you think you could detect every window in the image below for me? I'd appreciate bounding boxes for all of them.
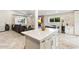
[55,17,60,22]
[50,18,54,22]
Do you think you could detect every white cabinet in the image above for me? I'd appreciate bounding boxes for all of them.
[25,35,53,49]
[40,37,52,49]
[25,36,40,49]
[22,28,58,49]
[52,34,56,48]
[74,11,79,35]
[65,26,73,34]
[40,40,46,48]
[52,33,59,49]
[45,38,52,48]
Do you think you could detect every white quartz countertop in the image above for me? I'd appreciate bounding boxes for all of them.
[22,28,58,41]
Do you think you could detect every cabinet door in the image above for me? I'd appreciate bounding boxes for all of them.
[52,35,56,48]
[75,11,79,35]
[40,37,52,49]
[40,40,46,49]
[45,38,52,49]
[65,26,74,35]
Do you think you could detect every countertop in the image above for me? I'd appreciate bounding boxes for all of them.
[22,28,58,41]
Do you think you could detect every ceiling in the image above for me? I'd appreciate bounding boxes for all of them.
[11,10,35,16]
[38,10,74,16]
[5,10,74,16]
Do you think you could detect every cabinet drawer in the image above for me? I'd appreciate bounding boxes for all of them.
[40,40,46,49]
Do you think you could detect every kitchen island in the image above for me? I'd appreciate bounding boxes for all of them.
[22,28,58,49]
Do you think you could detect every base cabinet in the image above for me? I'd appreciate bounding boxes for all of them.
[40,38,52,49]
[25,36,53,49]
[25,36,40,49]
[52,33,59,49]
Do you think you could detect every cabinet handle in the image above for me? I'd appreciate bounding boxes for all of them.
[42,40,45,43]
[48,38,51,40]
[51,40,53,45]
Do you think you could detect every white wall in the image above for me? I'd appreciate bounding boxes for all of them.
[0,10,13,30]
[0,10,35,31]
[0,11,12,24]
[44,12,74,27]
[43,12,74,34]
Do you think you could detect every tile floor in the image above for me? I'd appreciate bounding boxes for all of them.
[56,33,79,49]
[0,31,25,49]
[0,31,79,49]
